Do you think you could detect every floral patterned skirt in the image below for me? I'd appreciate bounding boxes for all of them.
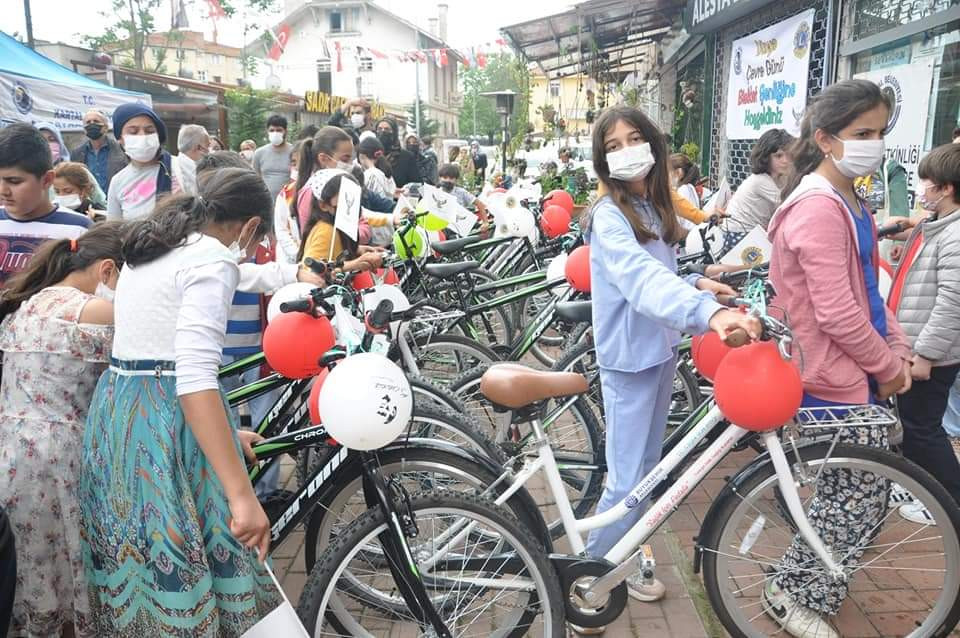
[79,363,280,637]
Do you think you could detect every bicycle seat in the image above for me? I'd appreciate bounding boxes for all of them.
[556,300,592,325]
[480,363,588,409]
[423,260,480,279]
[431,235,482,256]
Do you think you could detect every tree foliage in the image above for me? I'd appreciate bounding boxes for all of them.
[458,54,530,148]
[225,86,290,150]
[406,99,439,138]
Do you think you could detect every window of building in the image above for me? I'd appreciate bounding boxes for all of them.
[359,56,374,72]
[317,59,332,73]
[197,70,208,81]
[330,10,343,33]
[549,79,561,98]
[213,75,221,83]
[210,53,221,64]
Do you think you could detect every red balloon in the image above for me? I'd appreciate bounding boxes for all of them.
[714,341,803,431]
[263,312,335,379]
[564,245,591,293]
[545,189,575,215]
[352,270,375,291]
[541,204,572,239]
[691,332,734,382]
[308,367,331,425]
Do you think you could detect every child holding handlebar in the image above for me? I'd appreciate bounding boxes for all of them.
[581,105,759,627]
[766,79,913,637]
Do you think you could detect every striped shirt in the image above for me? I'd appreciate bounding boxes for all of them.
[0,207,92,286]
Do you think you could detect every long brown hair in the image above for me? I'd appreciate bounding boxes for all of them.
[0,222,125,321]
[54,162,97,200]
[782,79,890,198]
[591,106,681,244]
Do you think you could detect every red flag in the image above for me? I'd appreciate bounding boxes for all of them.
[206,0,226,18]
[415,50,427,63]
[440,49,448,66]
[369,48,389,59]
[476,50,487,68]
[334,41,343,71]
[267,23,290,61]
[460,50,470,68]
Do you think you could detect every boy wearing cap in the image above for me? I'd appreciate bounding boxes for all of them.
[106,103,174,221]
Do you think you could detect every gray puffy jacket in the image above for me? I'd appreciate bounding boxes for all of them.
[895,210,960,366]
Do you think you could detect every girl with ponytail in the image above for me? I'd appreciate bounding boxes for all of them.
[357,135,396,200]
[763,79,912,637]
[79,167,283,636]
[0,222,123,636]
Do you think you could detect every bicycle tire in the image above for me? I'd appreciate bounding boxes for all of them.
[393,332,500,385]
[301,440,546,572]
[449,364,605,540]
[297,492,565,638]
[699,442,960,638]
[430,267,516,348]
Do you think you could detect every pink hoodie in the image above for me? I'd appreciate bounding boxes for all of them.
[767,173,911,404]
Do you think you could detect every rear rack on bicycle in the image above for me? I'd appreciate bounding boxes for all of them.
[792,404,898,431]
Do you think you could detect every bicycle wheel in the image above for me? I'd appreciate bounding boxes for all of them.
[450,365,605,539]
[669,358,702,428]
[700,441,960,638]
[431,268,515,349]
[298,492,565,637]
[302,441,545,572]
[396,332,500,385]
[512,263,566,367]
[552,339,602,422]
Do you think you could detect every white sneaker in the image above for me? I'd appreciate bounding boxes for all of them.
[762,579,839,638]
[887,482,913,506]
[625,571,666,602]
[567,622,605,635]
[899,500,936,525]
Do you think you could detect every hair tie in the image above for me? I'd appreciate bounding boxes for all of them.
[374,150,383,159]
[69,239,78,252]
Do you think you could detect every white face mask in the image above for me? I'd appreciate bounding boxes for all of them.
[606,143,656,181]
[124,133,160,162]
[268,131,285,146]
[55,194,82,210]
[918,184,945,212]
[241,149,254,161]
[830,136,885,179]
[336,160,354,173]
[290,168,299,181]
[350,113,366,128]
[95,281,115,302]
[228,228,257,263]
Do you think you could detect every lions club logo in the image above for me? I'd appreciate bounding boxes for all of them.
[12,81,32,115]
[793,20,811,59]
[733,47,743,76]
[741,246,765,267]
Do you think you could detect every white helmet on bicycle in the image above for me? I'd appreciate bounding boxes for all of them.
[317,353,413,450]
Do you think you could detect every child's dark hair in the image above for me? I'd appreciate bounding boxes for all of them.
[750,128,794,174]
[196,150,248,173]
[783,79,891,198]
[357,136,393,179]
[591,105,681,244]
[0,222,125,321]
[267,114,288,130]
[290,126,353,223]
[669,153,700,187]
[0,123,52,178]
[298,124,319,141]
[438,163,461,180]
[296,173,359,262]
[918,144,960,204]
[123,167,272,267]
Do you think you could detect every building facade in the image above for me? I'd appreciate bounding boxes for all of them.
[264,1,461,137]
[528,72,591,137]
[107,31,246,85]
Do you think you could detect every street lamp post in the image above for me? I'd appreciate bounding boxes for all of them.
[480,90,516,175]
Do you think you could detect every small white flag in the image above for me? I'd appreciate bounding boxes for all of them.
[333,176,362,248]
[240,561,309,638]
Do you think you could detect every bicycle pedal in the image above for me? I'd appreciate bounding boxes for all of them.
[637,545,656,583]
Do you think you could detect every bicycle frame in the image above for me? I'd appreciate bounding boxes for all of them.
[476,402,844,602]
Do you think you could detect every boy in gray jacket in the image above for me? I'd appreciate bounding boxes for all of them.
[892,143,960,508]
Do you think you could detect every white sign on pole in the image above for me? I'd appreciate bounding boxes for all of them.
[334,176,362,243]
[724,9,815,140]
[854,61,935,211]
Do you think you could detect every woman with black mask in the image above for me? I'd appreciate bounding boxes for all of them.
[374,117,419,187]
[405,133,438,186]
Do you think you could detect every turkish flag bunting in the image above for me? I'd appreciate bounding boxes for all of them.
[477,51,487,68]
[267,23,290,61]
[334,41,343,71]
[206,0,226,18]
[369,48,389,59]
[440,49,448,66]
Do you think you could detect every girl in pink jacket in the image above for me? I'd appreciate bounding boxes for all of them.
[764,79,912,637]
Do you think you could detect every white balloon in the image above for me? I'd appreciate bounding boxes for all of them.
[362,284,411,334]
[318,353,413,450]
[267,282,317,323]
[546,253,570,297]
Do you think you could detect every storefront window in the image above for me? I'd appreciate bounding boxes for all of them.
[849,0,952,40]
[672,52,705,158]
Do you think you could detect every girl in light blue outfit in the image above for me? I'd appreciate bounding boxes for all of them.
[583,107,759,611]
[79,168,281,636]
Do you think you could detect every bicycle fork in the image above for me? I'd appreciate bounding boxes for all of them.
[360,452,453,638]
